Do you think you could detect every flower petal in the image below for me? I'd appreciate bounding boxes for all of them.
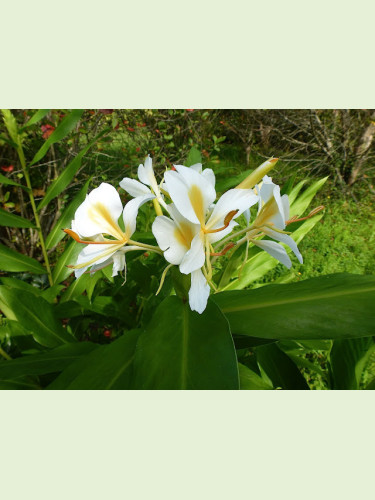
[119,177,151,197]
[206,188,257,230]
[252,239,292,268]
[201,168,216,187]
[123,193,155,238]
[189,163,203,173]
[152,215,187,265]
[137,155,159,195]
[73,183,124,239]
[74,243,121,277]
[179,233,205,274]
[263,228,303,264]
[207,220,238,244]
[165,166,216,225]
[189,269,210,314]
[111,252,125,276]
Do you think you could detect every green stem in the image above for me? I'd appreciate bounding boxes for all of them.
[127,239,163,255]
[0,346,12,361]
[17,143,54,286]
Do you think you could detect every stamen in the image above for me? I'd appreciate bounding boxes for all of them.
[64,229,124,245]
[286,205,325,225]
[204,209,239,234]
[156,263,174,295]
[210,242,235,257]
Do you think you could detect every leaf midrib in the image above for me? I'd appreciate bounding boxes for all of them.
[220,285,375,313]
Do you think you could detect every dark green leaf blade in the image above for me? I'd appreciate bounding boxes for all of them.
[330,337,375,389]
[52,240,83,284]
[214,274,375,341]
[256,343,309,389]
[0,244,46,274]
[0,173,25,188]
[45,179,90,249]
[0,343,96,380]
[185,147,202,167]
[48,330,139,389]
[0,287,75,347]
[30,109,84,166]
[0,207,36,228]
[133,297,239,389]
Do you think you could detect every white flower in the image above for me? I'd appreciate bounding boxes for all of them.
[65,183,154,278]
[246,175,303,268]
[119,155,166,208]
[152,165,258,313]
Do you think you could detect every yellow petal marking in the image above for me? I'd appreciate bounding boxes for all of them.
[87,202,125,241]
[174,222,195,249]
[188,184,205,225]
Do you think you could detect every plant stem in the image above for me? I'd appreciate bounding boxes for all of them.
[0,346,12,361]
[127,239,163,255]
[16,144,54,286]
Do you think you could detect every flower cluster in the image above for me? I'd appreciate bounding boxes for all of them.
[64,155,312,314]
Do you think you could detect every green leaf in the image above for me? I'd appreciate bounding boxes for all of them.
[30,110,84,166]
[21,109,50,129]
[59,274,90,303]
[52,240,83,284]
[255,343,309,389]
[37,129,107,211]
[0,244,46,274]
[45,179,90,249]
[0,208,36,228]
[1,109,19,143]
[185,147,202,167]
[132,297,239,389]
[0,173,25,188]
[238,363,273,390]
[0,287,75,347]
[289,177,328,218]
[214,274,375,341]
[48,330,139,389]
[329,337,375,389]
[0,343,96,380]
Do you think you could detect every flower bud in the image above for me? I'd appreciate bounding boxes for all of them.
[236,158,279,189]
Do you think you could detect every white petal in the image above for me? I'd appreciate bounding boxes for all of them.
[179,233,205,274]
[152,215,187,265]
[112,252,125,276]
[73,183,124,239]
[189,269,210,314]
[252,239,292,269]
[165,166,216,225]
[74,243,121,277]
[243,208,250,226]
[123,193,155,238]
[119,177,151,197]
[201,168,216,187]
[259,175,276,204]
[137,155,159,195]
[189,163,203,173]
[207,220,238,244]
[263,228,303,264]
[281,194,290,222]
[207,188,258,230]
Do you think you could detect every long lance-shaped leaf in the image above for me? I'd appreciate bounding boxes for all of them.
[0,207,36,228]
[0,287,76,347]
[52,240,83,284]
[45,179,91,249]
[20,109,50,130]
[0,173,27,189]
[30,109,84,166]
[0,244,46,274]
[329,337,375,389]
[213,274,375,341]
[255,343,309,389]
[48,330,140,390]
[37,128,108,211]
[0,343,97,380]
[238,363,273,390]
[132,297,239,390]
